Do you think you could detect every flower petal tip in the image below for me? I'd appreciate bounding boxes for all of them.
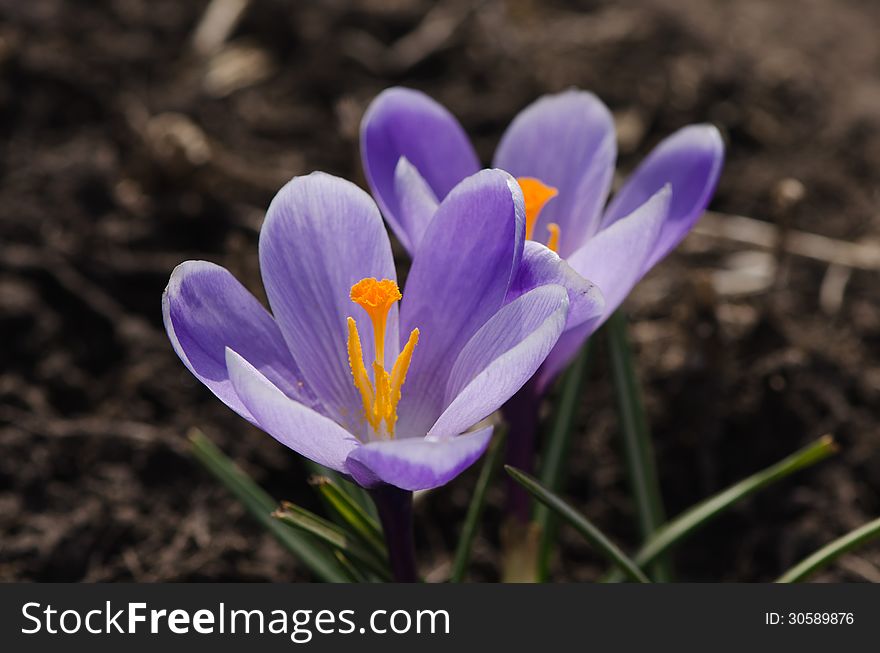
[345,426,494,491]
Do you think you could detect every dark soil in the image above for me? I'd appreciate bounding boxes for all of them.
[2,0,880,582]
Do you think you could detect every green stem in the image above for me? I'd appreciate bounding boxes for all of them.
[606,311,670,581]
[776,515,880,583]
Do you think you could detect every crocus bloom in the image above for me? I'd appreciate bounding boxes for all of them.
[360,87,724,388]
[163,169,594,493]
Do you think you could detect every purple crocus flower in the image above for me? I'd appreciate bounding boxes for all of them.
[163,169,596,578]
[361,87,724,388]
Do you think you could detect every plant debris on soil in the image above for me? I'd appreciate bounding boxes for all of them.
[2,0,879,582]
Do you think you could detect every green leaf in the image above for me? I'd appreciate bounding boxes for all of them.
[450,428,507,582]
[309,475,386,556]
[506,466,651,583]
[535,341,593,581]
[332,550,369,583]
[188,429,350,583]
[606,311,671,581]
[776,515,880,583]
[273,502,391,581]
[305,461,378,521]
[606,435,838,581]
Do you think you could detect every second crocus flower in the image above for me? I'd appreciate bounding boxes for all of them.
[361,86,723,386]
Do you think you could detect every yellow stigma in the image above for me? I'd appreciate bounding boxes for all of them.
[517,177,561,253]
[346,278,418,438]
[350,277,401,367]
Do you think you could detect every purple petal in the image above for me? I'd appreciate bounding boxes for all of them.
[429,285,569,439]
[493,90,617,257]
[345,426,494,491]
[567,186,671,319]
[259,172,397,434]
[163,261,318,422]
[226,349,361,473]
[535,318,602,392]
[601,124,724,269]
[505,241,605,330]
[396,169,525,437]
[361,87,479,249]
[538,187,671,388]
[393,157,439,254]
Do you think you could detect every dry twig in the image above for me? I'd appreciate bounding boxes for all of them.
[695,211,880,271]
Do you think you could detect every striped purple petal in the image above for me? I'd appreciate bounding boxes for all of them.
[163,261,319,422]
[396,169,525,437]
[259,172,398,435]
[506,241,605,330]
[493,90,617,257]
[361,87,479,252]
[226,349,360,473]
[346,426,494,491]
[393,157,440,254]
[539,186,671,387]
[429,285,569,439]
[602,124,724,270]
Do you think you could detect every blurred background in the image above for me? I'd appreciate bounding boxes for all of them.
[2,0,879,581]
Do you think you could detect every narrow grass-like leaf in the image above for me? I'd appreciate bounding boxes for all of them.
[450,428,507,582]
[273,502,391,581]
[310,475,385,556]
[776,515,880,583]
[534,341,593,581]
[606,435,838,581]
[305,461,378,520]
[606,311,671,581]
[188,429,350,583]
[333,550,369,583]
[506,466,651,583]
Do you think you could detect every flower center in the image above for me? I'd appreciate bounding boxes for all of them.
[517,177,561,253]
[347,277,419,438]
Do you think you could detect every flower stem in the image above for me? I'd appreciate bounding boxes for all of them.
[502,378,542,523]
[370,485,418,582]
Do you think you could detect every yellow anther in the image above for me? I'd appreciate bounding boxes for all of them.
[347,317,377,432]
[388,328,419,434]
[517,177,558,241]
[546,223,560,253]
[347,278,418,438]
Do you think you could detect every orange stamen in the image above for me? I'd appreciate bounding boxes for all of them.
[346,278,418,438]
